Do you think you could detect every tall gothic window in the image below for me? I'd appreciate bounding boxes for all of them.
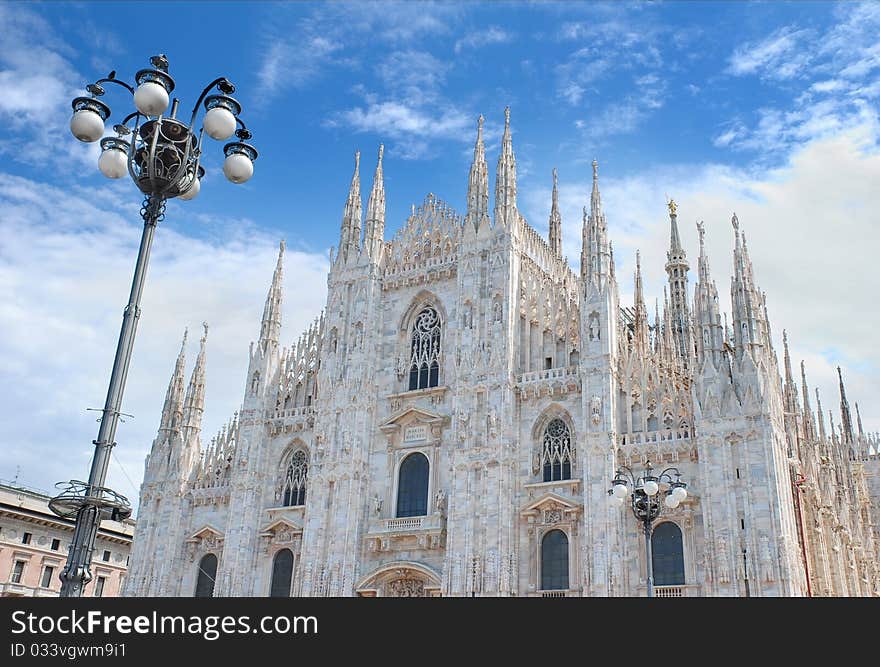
[270,548,294,597]
[541,418,573,482]
[408,306,441,391]
[541,530,569,590]
[195,553,217,598]
[281,450,308,507]
[652,522,685,586]
[396,452,429,518]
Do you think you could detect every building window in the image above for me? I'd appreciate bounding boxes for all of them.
[269,548,294,597]
[396,452,429,518]
[51,538,60,551]
[408,306,441,391]
[94,575,106,597]
[652,522,685,586]
[195,554,218,598]
[541,530,569,591]
[281,450,308,507]
[40,566,55,589]
[22,532,32,545]
[102,550,111,562]
[541,418,573,482]
[11,560,26,584]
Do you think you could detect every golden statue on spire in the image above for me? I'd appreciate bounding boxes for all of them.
[668,198,677,216]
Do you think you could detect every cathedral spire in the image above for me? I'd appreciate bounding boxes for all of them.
[838,366,855,448]
[856,402,864,438]
[800,360,816,442]
[782,330,799,414]
[465,114,490,232]
[693,221,723,366]
[632,251,649,351]
[665,199,691,364]
[494,106,517,228]
[548,167,562,257]
[159,328,188,434]
[816,388,827,441]
[581,159,611,295]
[181,323,208,450]
[364,144,386,262]
[730,213,765,358]
[337,151,362,264]
[259,241,284,348]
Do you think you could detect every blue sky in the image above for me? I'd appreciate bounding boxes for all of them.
[1,1,878,505]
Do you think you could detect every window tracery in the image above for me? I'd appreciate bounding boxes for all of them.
[541,418,573,482]
[408,306,441,391]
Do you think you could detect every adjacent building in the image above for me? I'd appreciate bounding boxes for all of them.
[0,481,134,597]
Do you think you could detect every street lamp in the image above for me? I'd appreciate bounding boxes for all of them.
[608,460,688,597]
[49,54,258,597]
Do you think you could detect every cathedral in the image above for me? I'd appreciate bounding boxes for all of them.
[123,109,880,597]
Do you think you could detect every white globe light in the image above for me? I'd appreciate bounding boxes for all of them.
[98,147,128,179]
[612,483,628,499]
[204,106,236,140]
[134,80,169,116]
[70,109,104,142]
[178,175,201,200]
[223,152,253,183]
[672,486,687,502]
[643,480,659,496]
[665,494,680,508]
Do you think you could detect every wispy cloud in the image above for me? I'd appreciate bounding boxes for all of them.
[454,26,513,54]
[727,26,814,80]
[575,73,667,142]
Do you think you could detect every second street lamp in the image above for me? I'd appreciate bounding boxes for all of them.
[50,53,258,598]
[608,460,687,597]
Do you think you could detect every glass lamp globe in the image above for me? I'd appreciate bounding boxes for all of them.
[223,153,254,183]
[672,486,687,502]
[70,109,105,143]
[178,175,201,200]
[612,483,628,499]
[665,494,680,509]
[643,480,659,496]
[204,106,236,141]
[98,146,128,179]
[134,81,169,116]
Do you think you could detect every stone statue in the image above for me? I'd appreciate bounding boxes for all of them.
[435,488,447,514]
[668,198,677,216]
[373,494,383,515]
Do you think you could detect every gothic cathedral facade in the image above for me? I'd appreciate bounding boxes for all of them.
[124,110,880,597]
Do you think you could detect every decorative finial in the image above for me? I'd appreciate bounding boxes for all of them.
[592,159,598,180]
[478,114,484,131]
[668,198,677,216]
[504,106,510,126]
[201,322,209,340]
[696,220,705,246]
[636,249,641,270]
[552,167,558,187]
[279,239,285,254]
[378,144,384,163]
[731,212,739,231]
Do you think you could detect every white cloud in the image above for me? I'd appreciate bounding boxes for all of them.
[0,174,328,509]
[727,26,814,80]
[522,120,880,434]
[454,26,513,54]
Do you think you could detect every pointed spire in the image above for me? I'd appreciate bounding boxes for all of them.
[182,323,208,446]
[494,106,517,228]
[364,144,386,261]
[782,330,798,414]
[581,158,611,294]
[800,360,816,442]
[665,198,691,364]
[159,328,188,433]
[466,114,490,231]
[337,151,362,264]
[259,240,284,347]
[856,402,864,438]
[816,388,827,441]
[668,198,683,254]
[632,251,649,350]
[838,366,855,447]
[730,212,765,358]
[548,167,562,256]
[693,220,722,366]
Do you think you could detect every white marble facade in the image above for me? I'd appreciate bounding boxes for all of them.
[123,110,880,598]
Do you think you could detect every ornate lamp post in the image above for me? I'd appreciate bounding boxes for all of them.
[49,54,258,597]
[608,460,688,597]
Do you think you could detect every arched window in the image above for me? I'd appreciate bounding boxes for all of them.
[194,553,217,598]
[541,530,569,590]
[396,453,429,518]
[269,549,294,597]
[652,522,685,586]
[541,418,573,482]
[408,306,441,390]
[281,450,308,507]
